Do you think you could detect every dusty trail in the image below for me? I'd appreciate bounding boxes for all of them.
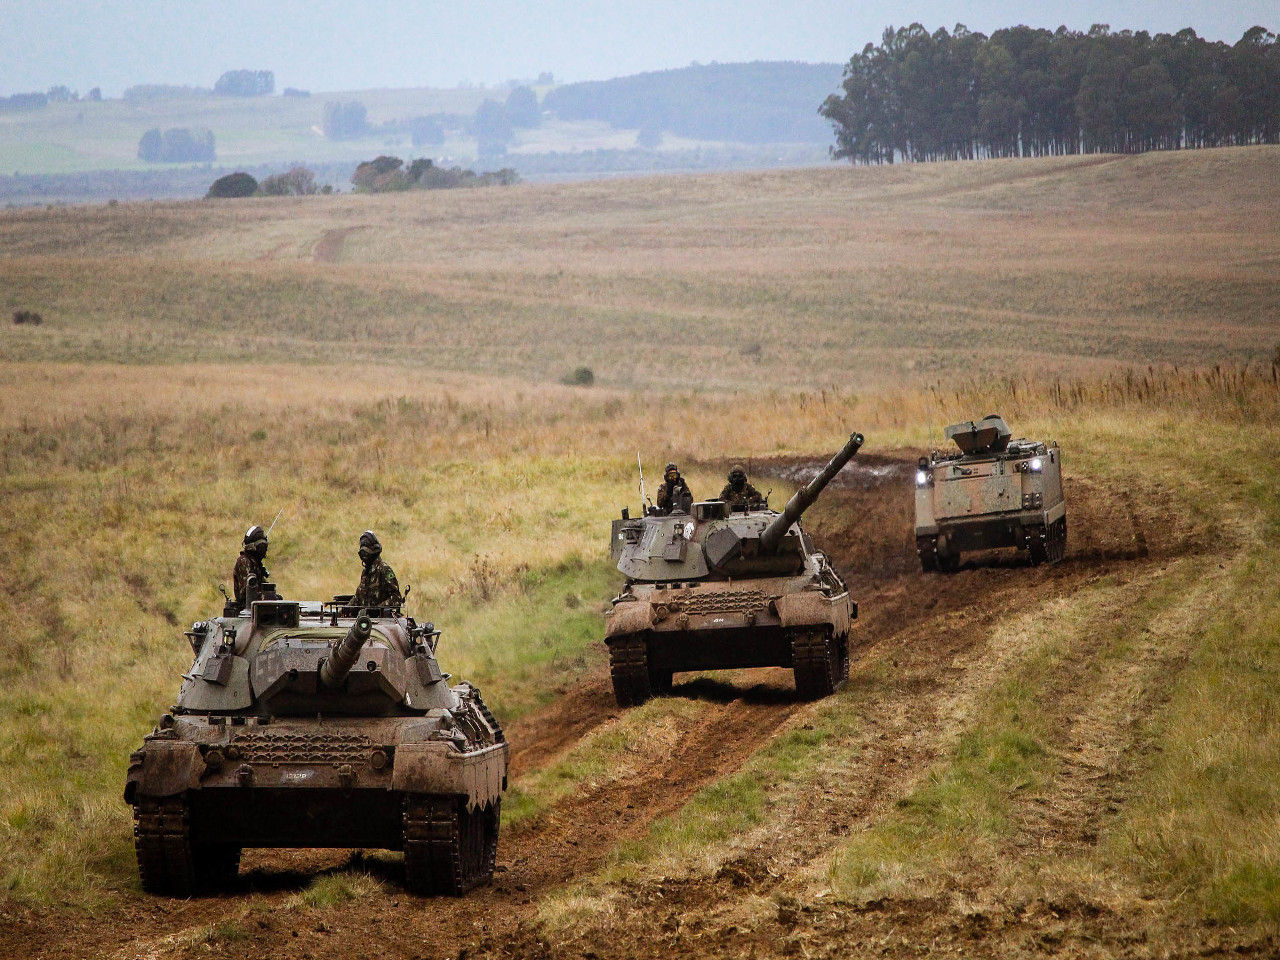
[0,455,1225,960]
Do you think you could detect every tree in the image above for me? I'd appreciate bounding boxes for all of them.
[410,116,445,147]
[206,172,258,198]
[472,99,514,150]
[352,155,406,191]
[505,85,540,127]
[258,166,317,196]
[138,127,215,162]
[323,101,368,140]
[214,70,274,96]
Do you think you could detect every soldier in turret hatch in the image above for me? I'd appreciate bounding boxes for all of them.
[719,464,762,508]
[233,525,271,608]
[656,462,694,514]
[351,530,403,609]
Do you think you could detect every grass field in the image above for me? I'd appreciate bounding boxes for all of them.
[1,147,1279,958]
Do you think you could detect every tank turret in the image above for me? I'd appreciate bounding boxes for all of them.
[605,432,864,705]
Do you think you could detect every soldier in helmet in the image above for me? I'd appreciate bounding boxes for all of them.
[719,464,762,508]
[655,462,694,514]
[350,531,403,610]
[233,525,270,608]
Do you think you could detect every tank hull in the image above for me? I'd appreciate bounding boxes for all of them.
[126,604,508,898]
[604,575,855,704]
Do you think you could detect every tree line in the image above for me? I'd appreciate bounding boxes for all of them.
[821,24,1279,163]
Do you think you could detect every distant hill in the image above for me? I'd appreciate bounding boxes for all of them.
[543,61,844,143]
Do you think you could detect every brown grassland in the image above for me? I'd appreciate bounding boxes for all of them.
[1,146,1279,959]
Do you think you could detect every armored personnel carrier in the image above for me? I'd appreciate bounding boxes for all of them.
[605,433,864,706]
[125,584,507,897]
[914,415,1066,572]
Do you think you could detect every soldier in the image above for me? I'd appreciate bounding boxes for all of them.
[719,464,762,508]
[351,530,403,610]
[655,462,694,514]
[233,525,270,608]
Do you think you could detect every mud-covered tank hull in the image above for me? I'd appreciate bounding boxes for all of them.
[604,576,855,704]
[126,599,508,898]
[126,706,507,897]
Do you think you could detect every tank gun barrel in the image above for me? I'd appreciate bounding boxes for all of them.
[760,432,864,553]
[319,613,374,688]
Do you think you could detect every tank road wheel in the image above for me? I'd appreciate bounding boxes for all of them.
[133,797,241,896]
[791,628,846,700]
[608,636,654,707]
[403,796,500,896]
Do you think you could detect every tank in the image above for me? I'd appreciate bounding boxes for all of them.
[605,433,864,706]
[124,591,508,897]
[914,415,1066,571]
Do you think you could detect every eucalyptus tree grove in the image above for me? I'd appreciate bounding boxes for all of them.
[821,24,1279,163]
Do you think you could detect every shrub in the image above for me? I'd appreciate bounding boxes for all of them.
[205,172,258,199]
[562,367,595,386]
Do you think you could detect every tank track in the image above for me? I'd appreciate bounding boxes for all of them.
[608,635,653,707]
[403,796,499,896]
[917,536,939,572]
[133,797,240,896]
[1029,518,1067,566]
[791,628,848,700]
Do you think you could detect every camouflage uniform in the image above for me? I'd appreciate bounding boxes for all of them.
[352,557,402,609]
[719,465,762,507]
[350,531,403,610]
[656,463,693,514]
[233,552,269,607]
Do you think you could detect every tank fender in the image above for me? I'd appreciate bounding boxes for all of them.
[772,591,850,630]
[124,739,205,801]
[604,599,653,638]
[392,741,507,811]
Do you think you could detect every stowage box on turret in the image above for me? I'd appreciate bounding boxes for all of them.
[914,415,1066,571]
[125,594,508,897]
[605,433,864,707]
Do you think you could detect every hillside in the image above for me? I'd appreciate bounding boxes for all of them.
[0,149,1278,959]
[0,62,842,202]
[543,61,843,143]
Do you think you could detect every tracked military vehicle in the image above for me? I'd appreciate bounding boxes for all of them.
[605,433,864,706]
[915,415,1066,571]
[125,581,507,897]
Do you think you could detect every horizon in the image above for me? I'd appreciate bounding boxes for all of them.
[2,0,1275,97]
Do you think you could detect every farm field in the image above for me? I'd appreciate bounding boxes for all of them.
[1,147,1279,959]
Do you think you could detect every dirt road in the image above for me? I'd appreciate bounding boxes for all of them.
[1,455,1261,959]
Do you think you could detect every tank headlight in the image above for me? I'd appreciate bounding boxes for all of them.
[1028,457,1043,472]
[915,470,929,486]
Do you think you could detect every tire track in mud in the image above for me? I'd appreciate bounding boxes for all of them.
[312,226,368,264]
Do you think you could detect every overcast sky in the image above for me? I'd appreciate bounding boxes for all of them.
[1,0,1274,96]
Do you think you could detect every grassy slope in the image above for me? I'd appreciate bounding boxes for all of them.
[0,151,1278,947]
[2,149,1276,390]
